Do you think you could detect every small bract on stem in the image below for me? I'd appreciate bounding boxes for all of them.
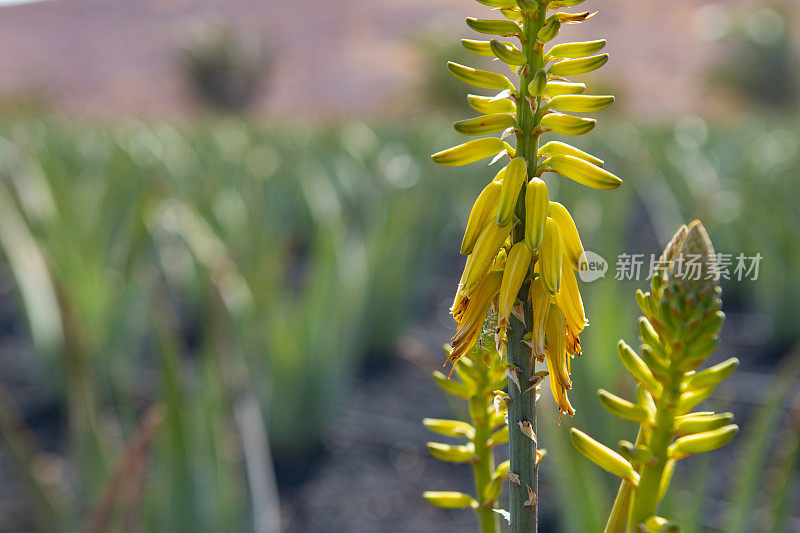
[428,0,620,531]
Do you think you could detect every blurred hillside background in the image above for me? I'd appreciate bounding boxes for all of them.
[0,0,798,532]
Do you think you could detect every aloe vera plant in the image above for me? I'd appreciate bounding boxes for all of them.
[571,220,740,532]
[427,0,620,530]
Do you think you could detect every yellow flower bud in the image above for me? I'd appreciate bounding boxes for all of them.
[673,412,734,436]
[570,428,639,484]
[497,157,527,225]
[544,80,586,97]
[539,217,562,294]
[524,177,549,251]
[432,137,512,166]
[461,39,494,57]
[537,19,561,43]
[548,154,622,189]
[490,39,527,66]
[454,113,516,136]
[529,276,550,361]
[538,140,604,167]
[617,340,660,395]
[462,222,512,295]
[548,94,614,113]
[432,370,472,399]
[547,201,584,268]
[684,357,739,391]
[423,491,478,509]
[644,516,679,533]
[545,39,606,61]
[545,305,570,392]
[461,179,503,255]
[426,442,476,463]
[553,11,595,24]
[447,62,514,91]
[555,266,586,335]
[423,418,476,439]
[528,69,548,97]
[466,17,522,37]
[541,113,596,136]
[597,389,649,423]
[467,94,516,114]
[668,424,739,460]
[475,0,518,7]
[498,242,533,327]
[548,54,608,76]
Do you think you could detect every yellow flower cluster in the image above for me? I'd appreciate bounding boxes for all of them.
[431,0,621,417]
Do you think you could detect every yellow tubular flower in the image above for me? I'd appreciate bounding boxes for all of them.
[529,276,551,362]
[524,177,549,251]
[544,305,575,418]
[498,242,533,328]
[555,266,587,337]
[539,217,563,295]
[461,178,504,255]
[497,157,528,226]
[548,154,621,189]
[448,271,503,372]
[548,371,576,420]
[548,201,584,269]
[461,220,513,295]
[566,328,582,359]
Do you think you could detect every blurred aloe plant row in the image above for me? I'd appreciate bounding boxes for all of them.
[0,115,799,532]
[0,118,459,531]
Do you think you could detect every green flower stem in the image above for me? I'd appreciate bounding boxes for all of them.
[470,357,498,533]
[627,375,682,531]
[507,314,537,531]
[508,6,547,532]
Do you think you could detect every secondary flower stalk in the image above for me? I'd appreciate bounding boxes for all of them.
[571,221,740,532]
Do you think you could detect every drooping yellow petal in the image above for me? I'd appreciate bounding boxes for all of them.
[555,266,587,336]
[498,242,533,328]
[461,179,503,255]
[544,305,575,418]
[461,221,513,295]
[528,276,550,362]
[448,271,503,372]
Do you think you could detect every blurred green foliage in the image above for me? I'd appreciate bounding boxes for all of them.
[0,117,461,530]
[0,113,798,530]
[706,4,799,108]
